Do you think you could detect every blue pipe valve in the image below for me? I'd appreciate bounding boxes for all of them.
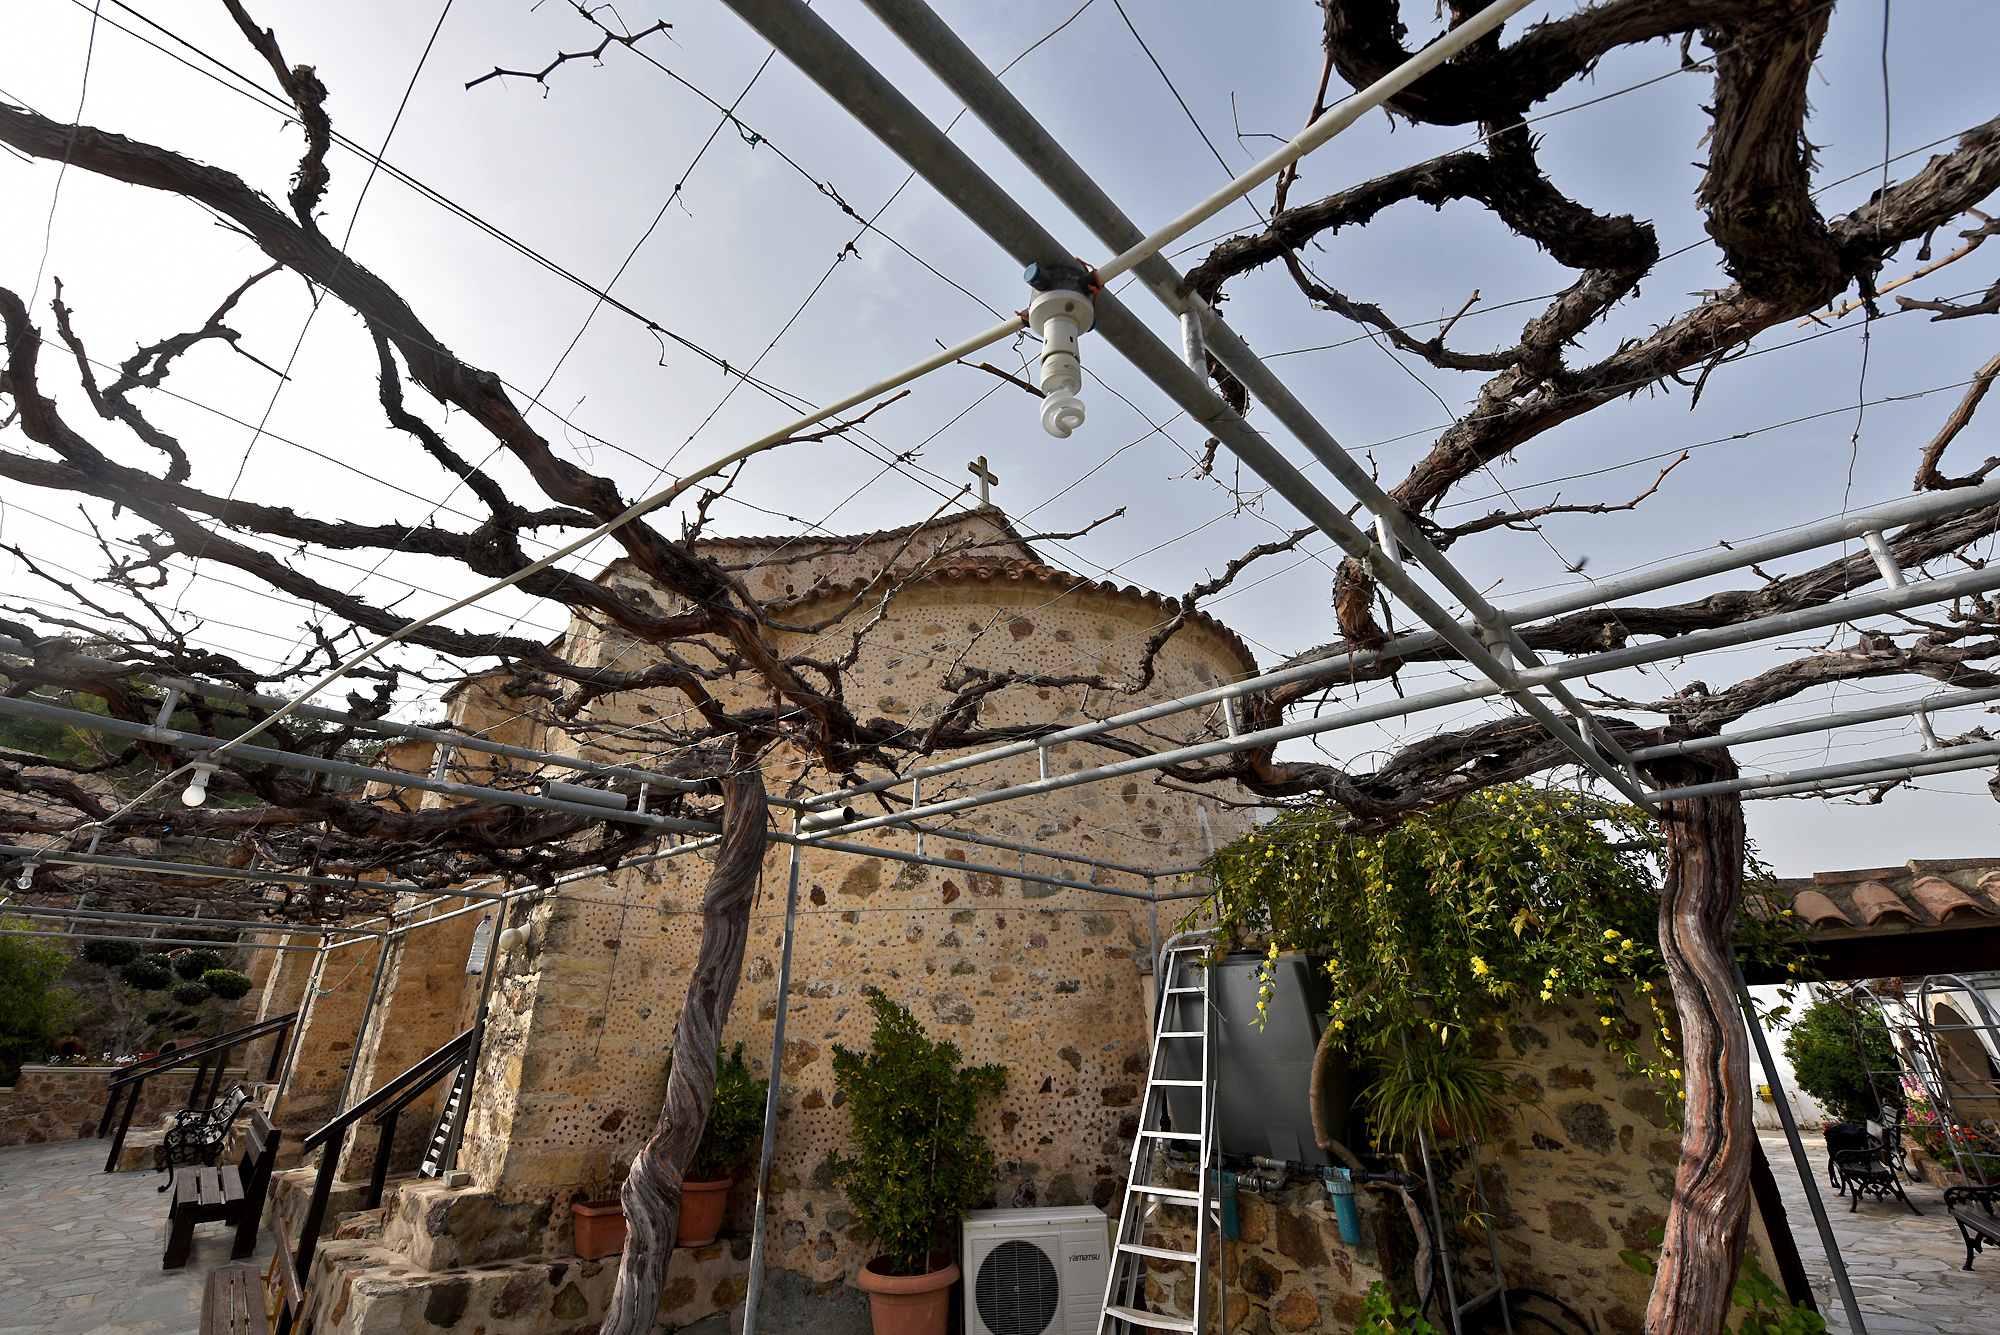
[1323,1167,1360,1246]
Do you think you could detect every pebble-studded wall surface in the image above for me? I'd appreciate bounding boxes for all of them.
[436,513,1260,1273]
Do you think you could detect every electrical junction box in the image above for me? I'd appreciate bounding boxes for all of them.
[962,1204,1111,1335]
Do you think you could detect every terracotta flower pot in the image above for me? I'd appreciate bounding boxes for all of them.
[573,1198,626,1261]
[855,1254,958,1335]
[676,1178,732,1247]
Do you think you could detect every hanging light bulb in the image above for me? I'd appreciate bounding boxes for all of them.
[182,760,221,808]
[497,925,525,952]
[14,862,34,890]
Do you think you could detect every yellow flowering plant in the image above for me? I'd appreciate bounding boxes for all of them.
[1193,784,1811,1139]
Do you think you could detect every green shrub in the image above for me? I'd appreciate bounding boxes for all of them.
[0,921,76,1073]
[690,1044,769,1181]
[829,988,1006,1276]
[168,980,212,1007]
[80,939,141,967]
[172,948,227,981]
[119,958,175,991]
[200,969,253,1002]
[1783,995,1899,1125]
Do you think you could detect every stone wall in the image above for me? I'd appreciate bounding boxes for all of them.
[0,1064,221,1147]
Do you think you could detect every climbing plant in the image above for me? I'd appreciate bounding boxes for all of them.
[1192,784,1811,1138]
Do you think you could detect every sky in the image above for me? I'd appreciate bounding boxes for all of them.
[3,0,1998,878]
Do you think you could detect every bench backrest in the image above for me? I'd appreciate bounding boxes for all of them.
[238,1108,282,1198]
[213,1084,252,1123]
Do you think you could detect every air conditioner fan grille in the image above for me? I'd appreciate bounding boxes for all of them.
[975,1237,1061,1335]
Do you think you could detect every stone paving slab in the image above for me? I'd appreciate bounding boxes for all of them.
[0,1138,275,1335]
[1759,1130,1999,1335]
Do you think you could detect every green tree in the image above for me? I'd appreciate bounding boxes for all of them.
[829,989,1007,1275]
[0,919,77,1073]
[1783,995,1899,1125]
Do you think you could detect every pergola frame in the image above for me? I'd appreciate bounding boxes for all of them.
[6,9,1992,1334]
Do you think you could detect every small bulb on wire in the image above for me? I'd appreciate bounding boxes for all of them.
[182,761,220,808]
[15,864,33,890]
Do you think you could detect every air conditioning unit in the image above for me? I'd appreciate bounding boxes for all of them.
[963,1205,1111,1335]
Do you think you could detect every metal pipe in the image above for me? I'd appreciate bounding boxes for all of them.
[1738,751,2000,800]
[727,0,1650,811]
[1627,683,2000,760]
[0,695,724,839]
[743,818,804,1335]
[0,896,382,937]
[809,477,2000,809]
[0,838,476,909]
[334,928,395,1115]
[1735,962,1867,1334]
[823,562,2000,839]
[859,0,1645,785]
[1650,736,2000,802]
[0,928,319,952]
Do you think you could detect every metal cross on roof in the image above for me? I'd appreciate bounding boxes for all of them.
[967,455,998,506]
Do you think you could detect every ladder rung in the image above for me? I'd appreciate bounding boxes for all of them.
[1105,1305,1194,1332]
[1128,1184,1203,1203]
[1163,986,1204,994]
[1136,1129,1201,1140]
[1117,1241,1197,1263]
[1149,1079,1202,1087]
[1154,1030,1203,1039]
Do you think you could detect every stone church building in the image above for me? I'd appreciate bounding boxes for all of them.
[250,507,1262,1332]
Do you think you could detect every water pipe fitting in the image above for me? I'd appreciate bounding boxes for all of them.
[1025,263,1097,439]
[1324,1167,1361,1245]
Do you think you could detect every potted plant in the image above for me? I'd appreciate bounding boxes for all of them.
[570,1043,768,1257]
[677,1043,767,1247]
[1362,1030,1516,1150]
[830,988,1007,1335]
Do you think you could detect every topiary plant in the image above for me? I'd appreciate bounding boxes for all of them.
[168,980,212,1007]
[829,988,1007,1276]
[200,968,253,1002]
[172,948,227,981]
[1784,994,1900,1125]
[80,939,141,967]
[689,1043,769,1182]
[120,958,175,992]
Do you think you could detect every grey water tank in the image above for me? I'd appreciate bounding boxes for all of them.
[1158,950,1337,1166]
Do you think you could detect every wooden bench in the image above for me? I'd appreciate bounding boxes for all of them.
[201,1266,269,1335]
[1947,1184,2000,1271]
[164,1107,281,1269]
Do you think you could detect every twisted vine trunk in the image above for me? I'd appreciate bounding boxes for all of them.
[601,760,769,1335]
[1644,755,1752,1335]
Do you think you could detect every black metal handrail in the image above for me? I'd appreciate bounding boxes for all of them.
[283,1028,475,1334]
[96,1009,299,1173]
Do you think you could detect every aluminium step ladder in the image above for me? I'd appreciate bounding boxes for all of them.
[419,1056,474,1177]
[1099,932,1216,1334]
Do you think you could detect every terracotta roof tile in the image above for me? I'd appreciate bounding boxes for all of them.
[1791,890,1855,929]
[1909,875,1999,923]
[1850,880,1923,926]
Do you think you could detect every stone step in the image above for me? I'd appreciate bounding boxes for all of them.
[112,1129,165,1173]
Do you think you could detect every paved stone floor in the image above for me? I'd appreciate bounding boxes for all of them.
[1760,1130,1999,1335]
[0,1138,275,1335]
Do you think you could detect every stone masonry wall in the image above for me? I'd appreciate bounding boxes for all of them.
[0,1065,217,1147]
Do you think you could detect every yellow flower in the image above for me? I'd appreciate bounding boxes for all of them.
[1469,955,1490,977]
[1600,1016,1613,1026]
[1603,929,1621,940]
[1540,991,1554,1002]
